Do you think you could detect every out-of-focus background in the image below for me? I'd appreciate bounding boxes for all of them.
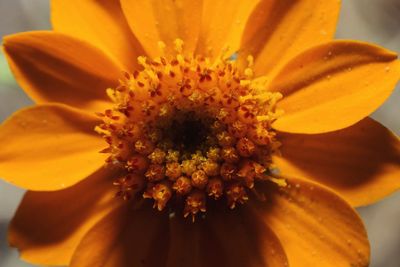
[0,0,399,266]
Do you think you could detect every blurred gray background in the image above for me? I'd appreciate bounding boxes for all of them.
[0,0,399,266]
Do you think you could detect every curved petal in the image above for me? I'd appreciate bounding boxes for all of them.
[70,203,169,267]
[204,208,288,267]
[120,0,203,57]
[274,117,400,207]
[239,0,341,77]
[252,178,370,267]
[8,168,120,266]
[196,0,260,59]
[71,203,288,267]
[0,104,107,191]
[271,41,400,134]
[3,31,121,111]
[51,0,144,71]
[165,217,230,267]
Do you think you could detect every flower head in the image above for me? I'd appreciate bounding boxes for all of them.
[96,40,284,219]
[1,0,400,266]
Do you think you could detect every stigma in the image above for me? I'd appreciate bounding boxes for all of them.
[96,39,284,221]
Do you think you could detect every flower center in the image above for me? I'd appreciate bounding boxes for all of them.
[163,114,210,152]
[96,40,285,221]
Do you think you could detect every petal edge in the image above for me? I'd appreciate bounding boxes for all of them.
[274,117,400,206]
[271,40,400,134]
[3,31,120,111]
[253,177,370,267]
[0,104,107,191]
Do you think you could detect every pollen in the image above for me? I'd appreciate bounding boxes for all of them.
[96,39,284,221]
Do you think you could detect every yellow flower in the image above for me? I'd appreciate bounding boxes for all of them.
[1,0,400,266]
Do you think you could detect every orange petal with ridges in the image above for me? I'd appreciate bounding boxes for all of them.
[120,0,203,57]
[0,104,107,191]
[8,168,120,266]
[70,205,288,267]
[196,0,260,59]
[205,208,288,267]
[70,204,169,267]
[239,0,340,77]
[166,217,229,267]
[271,41,400,134]
[274,117,400,207]
[3,31,120,111]
[253,178,370,267]
[51,0,144,71]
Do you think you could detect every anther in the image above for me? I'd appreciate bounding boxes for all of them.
[217,108,236,124]
[114,174,144,200]
[173,176,192,195]
[221,147,240,163]
[184,191,206,221]
[201,160,220,176]
[248,124,271,146]
[148,148,166,164]
[125,155,149,173]
[237,160,256,188]
[228,120,248,138]
[226,183,249,209]
[145,164,166,182]
[236,137,256,157]
[217,131,236,147]
[252,162,267,180]
[166,150,180,162]
[206,147,221,162]
[191,170,209,189]
[152,183,172,211]
[135,139,155,155]
[181,160,197,175]
[165,162,182,181]
[207,178,224,199]
[220,162,237,181]
[238,104,257,124]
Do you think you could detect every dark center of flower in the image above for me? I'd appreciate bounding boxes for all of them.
[165,113,210,153]
[95,39,286,221]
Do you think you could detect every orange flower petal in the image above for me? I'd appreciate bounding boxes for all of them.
[166,217,230,267]
[271,41,400,134]
[274,117,400,207]
[196,0,260,59]
[70,204,169,267]
[8,168,120,266]
[0,104,107,191]
[3,31,121,111]
[253,178,370,267]
[239,0,340,77]
[120,0,202,57]
[51,0,144,71]
[71,205,288,267]
[205,209,288,267]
